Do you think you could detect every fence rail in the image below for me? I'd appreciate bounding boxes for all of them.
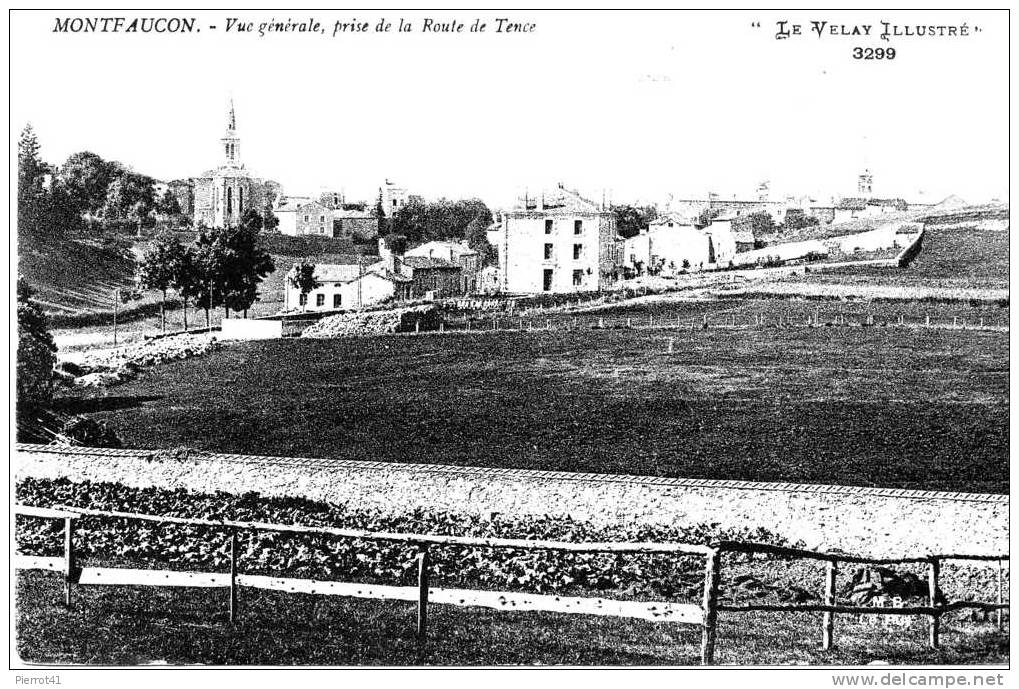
[14,504,1009,665]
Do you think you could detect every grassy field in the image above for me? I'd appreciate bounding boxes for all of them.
[17,234,141,314]
[785,224,1009,291]
[58,325,1008,493]
[15,571,1007,665]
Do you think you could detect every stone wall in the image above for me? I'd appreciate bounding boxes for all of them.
[14,445,1008,559]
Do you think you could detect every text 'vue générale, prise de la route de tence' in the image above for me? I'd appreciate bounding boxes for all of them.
[51,16,537,36]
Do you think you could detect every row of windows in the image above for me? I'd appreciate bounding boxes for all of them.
[541,269,586,291]
[544,219,584,235]
[299,293,343,308]
[544,243,586,260]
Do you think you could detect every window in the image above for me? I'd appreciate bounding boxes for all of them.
[320,215,326,222]
[573,244,583,260]
[333,294,342,308]
[574,220,583,234]
[299,294,308,306]
[573,270,583,286]
[544,243,554,260]
[544,219,553,234]
[543,269,554,292]
[316,294,325,307]
[304,215,310,222]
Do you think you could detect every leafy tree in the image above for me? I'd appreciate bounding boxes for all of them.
[139,233,186,333]
[57,151,117,215]
[155,187,182,218]
[171,246,199,331]
[612,205,657,239]
[190,230,231,327]
[392,197,493,244]
[191,222,275,322]
[288,261,321,311]
[382,232,408,255]
[16,278,57,413]
[465,216,496,266]
[102,172,155,224]
[240,208,263,233]
[733,211,776,235]
[783,209,821,231]
[262,206,279,233]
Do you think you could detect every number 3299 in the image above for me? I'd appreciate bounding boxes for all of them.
[853,47,896,60]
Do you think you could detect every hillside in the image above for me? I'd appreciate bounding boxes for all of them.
[17,234,140,316]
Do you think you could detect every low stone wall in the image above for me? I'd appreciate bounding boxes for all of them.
[14,444,1007,559]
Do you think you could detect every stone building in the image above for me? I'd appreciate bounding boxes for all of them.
[193,100,278,228]
[405,240,480,293]
[494,184,621,293]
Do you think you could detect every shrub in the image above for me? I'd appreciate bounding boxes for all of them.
[16,279,56,411]
[57,416,122,448]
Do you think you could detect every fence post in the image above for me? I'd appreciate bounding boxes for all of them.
[667,338,674,355]
[928,557,941,649]
[416,545,430,645]
[823,560,837,650]
[229,527,238,624]
[997,559,1004,631]
[700,547,722,665]
[63,517,75,608]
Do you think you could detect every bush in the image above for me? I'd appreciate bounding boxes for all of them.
[16,280,56,411]
[57,416,123,448]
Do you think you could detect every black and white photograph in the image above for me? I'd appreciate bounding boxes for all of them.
[8,7,1011,681]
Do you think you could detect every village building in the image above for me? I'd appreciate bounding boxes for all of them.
[193,100,278,228]
[275,197,380,238]
[405,240,480,293]
[494,184,621,293]
[284,254,411,312]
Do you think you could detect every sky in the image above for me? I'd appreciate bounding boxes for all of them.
[10,9,1010,209]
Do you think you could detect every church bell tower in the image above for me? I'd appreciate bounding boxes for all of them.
[221,99,241,167]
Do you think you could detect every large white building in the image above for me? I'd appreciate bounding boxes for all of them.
[493,184,621,293]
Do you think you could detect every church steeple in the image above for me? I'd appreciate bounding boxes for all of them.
[221,98,240,166]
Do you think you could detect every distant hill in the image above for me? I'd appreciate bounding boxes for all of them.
[17,234,140,316]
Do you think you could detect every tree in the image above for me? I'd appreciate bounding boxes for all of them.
[171,246,199,331]
[783,209,821,231]
[190,229,231,327]
[612,205,657,239]
[102,172,155,226]
[139,233,186,333]
[732,211,776,235]
[240,208,263,233]
[382,232,408,255]
[191,222,275,322]
[391,197,493,244]
[155,187,182,218]
[18,125,46,206]
[262,206,279,233]
[375,190,388,234]
[465,215,496,266]
[57,151,117,215]
[287,261,320,311]
[17,278,56,414]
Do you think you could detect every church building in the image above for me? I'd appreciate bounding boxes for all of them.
[193,100,278,228]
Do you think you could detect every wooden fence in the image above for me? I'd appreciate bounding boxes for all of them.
[14,504,1009,665]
